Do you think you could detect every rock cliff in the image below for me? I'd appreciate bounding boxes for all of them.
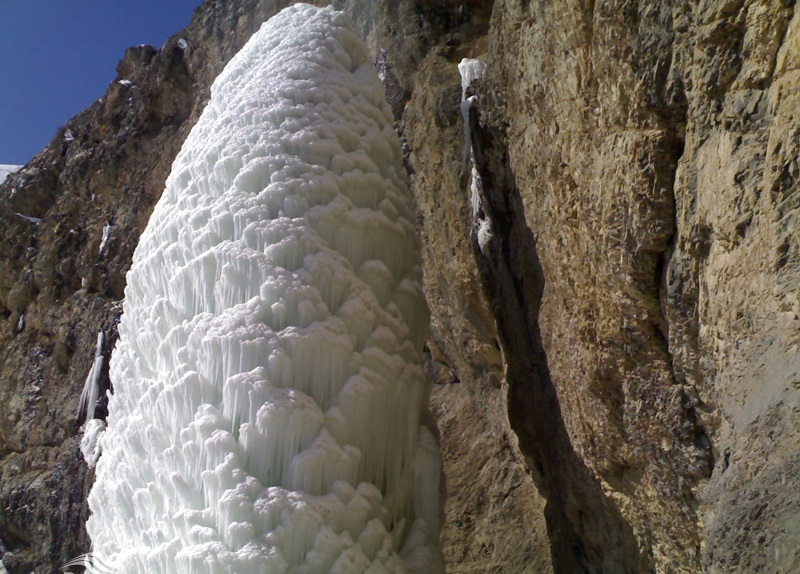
[0,1,798,572]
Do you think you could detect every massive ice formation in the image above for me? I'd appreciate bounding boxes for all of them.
[87,5,442,572]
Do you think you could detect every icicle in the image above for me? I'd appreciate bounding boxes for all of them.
[79,330,104,423]
[99,222,113,255]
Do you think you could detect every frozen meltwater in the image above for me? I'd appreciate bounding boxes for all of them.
[87,5,443,573]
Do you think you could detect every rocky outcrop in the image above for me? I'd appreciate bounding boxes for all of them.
[1,0,798,572]
[406,55,553,573]
[477,1,800,571]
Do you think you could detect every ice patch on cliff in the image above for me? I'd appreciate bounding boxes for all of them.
[81,418,107,467]
[87,4,442,573]
[458,58,491,249]
[98,222,113,255]
[79,331,105,423]
[0,164,21,185]
[457,58,486,100]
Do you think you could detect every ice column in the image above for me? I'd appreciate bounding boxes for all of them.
[79,330,104,423]
[87,5,443,573]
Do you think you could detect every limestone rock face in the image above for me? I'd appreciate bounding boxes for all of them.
[1,0,798,573]
[406,55,552,573]
[479,1,800,571]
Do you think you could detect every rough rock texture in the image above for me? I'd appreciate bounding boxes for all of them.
[478,0,800,571]
[407,55,552,573]
[1,0,799,573]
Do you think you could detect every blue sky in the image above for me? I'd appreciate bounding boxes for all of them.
[0,0,201,165]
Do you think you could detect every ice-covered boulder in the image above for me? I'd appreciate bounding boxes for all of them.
[87,4,442,572]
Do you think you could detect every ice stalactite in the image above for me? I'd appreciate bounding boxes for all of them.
[457,58,486,101]
[87,4,442,573]
[99,222,113,256]
[79,330,105,424]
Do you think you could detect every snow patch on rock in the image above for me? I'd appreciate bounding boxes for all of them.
[0,164,21,185]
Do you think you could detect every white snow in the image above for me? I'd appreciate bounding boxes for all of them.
[0,164,21,185]
[477,219,492,250]
[87,5,442,573]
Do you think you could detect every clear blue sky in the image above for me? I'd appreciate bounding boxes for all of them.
[0,0,201,165]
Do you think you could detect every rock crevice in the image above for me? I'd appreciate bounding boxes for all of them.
[468,99,647,573]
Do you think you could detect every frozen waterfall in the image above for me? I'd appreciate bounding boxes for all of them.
[86,4,443,572]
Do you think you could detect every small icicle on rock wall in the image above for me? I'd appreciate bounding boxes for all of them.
[86,4,443,572]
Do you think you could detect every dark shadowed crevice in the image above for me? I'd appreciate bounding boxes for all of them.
[657,128,716,483]
[468,107,652,574]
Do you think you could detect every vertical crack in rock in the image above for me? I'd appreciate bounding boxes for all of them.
[468,108,649,573]
[658,129,716,485]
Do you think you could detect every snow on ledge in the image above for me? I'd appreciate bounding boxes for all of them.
[87,4,442,573]
[0,164,21,185]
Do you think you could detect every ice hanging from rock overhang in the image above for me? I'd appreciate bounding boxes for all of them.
[457,57,491,251]
[86,4,443,572]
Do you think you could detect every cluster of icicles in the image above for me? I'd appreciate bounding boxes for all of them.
[87,5,443,573]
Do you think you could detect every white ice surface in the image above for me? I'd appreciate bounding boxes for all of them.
[14,212,41,224]
[457,58,486,100]
[81,418,107,467]
[79,331,105,424]
[88,5,442,573]
[0,164,21,185]
[99,222,113,255]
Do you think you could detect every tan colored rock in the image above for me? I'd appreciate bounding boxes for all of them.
[406,54,553,573]
[477,0,800,571]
